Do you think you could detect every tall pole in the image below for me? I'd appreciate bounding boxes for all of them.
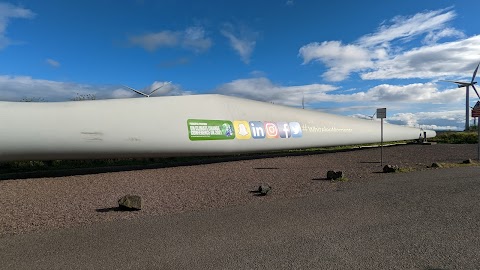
[466,86,470,131]
[377,108,386,167]
[478,117,479,161]
[381,118,384,167]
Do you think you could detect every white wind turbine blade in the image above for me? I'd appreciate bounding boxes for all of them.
[123,85,149,97]
[147,85,163,96]
[440,80,468,86]
[148,82,171,96]
[472,84,480,99]
[471,62,479,84]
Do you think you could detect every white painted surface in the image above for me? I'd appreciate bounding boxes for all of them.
[0,95,435,161]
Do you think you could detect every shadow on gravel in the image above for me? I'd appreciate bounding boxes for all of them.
[311,177,330,181]
[249,189,272,197]
[0,144,408,181]
[95,207,140,213]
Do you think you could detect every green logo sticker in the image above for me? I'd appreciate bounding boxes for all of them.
[188,119,235,141]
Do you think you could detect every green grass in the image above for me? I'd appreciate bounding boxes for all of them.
[429,161,478,169]
[429,131,478,144]
[332,177,349,182]
[396,167,415,173]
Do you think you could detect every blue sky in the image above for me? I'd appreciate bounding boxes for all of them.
[1,0,480,130]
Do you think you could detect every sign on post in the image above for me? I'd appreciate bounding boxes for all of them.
[377,108,386,166]
[377,108,387,119]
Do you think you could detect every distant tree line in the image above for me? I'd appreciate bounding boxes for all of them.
[20,93,96,102]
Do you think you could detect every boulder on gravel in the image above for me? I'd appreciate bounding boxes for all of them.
[431,162,442,168]
[118,195,142,210]
[383,165,400,173]
[257,184,272,196]
[326,170,344,180]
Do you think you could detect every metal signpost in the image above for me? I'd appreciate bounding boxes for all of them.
[377,108,387,166]
[472,101,480,161]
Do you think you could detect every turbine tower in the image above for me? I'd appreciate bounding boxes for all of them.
[443,62,479,131]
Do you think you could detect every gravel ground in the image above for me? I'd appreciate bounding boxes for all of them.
[0,143,478,236]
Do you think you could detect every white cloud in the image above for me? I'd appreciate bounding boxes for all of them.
[388,110,464,130]
[0,75,93,101]
[183,26,213,52]
[0,76,190,101]
[348,83,464,103]
[0,3,35,50]
[361,35,480,80]
[357,8,457,47]
[423,27,465,45]
[298,8,472,82]
[146,81,189,96]
[216,77,468,107]
[129,31,179,51]
[299,41,373,81]
[221,23,258,64]
[46,58,60,68]
[111,88,136,99]
[216,77,338,106]
[129,26,212,52]
[351,110,464,130]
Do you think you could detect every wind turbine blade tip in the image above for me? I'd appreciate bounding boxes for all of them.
[472,63,479,83]
[472,85,480,98]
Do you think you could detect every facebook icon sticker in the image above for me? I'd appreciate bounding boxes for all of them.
[289,122,302,138]
[277,122,291,138]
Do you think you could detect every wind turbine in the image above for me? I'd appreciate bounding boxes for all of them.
[123,82,171,97]
[442,62,479,131]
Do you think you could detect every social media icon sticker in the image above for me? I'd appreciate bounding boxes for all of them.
[277,122,291,138]
[233,120,251,139]
[249,121,266,139]
[289,122,302,138]
[264,122,279,138]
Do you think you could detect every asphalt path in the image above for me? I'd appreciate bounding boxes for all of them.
[1,166,480,269]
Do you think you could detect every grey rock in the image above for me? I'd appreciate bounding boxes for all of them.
[431,162,442,168]
[383,165,400,173]
[327,170,344,180]
[257,184,272,196]
[118,195,142,210]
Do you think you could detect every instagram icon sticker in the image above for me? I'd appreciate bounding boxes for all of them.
[264,122,279,138]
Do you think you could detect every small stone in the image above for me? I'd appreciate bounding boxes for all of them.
[257,184,272,196]
[118,195,142,210]
[327,170,336,180]
[463,159,473,164]
[383,165,400,173]
[326,170,344,180]
[431,162,442,168]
